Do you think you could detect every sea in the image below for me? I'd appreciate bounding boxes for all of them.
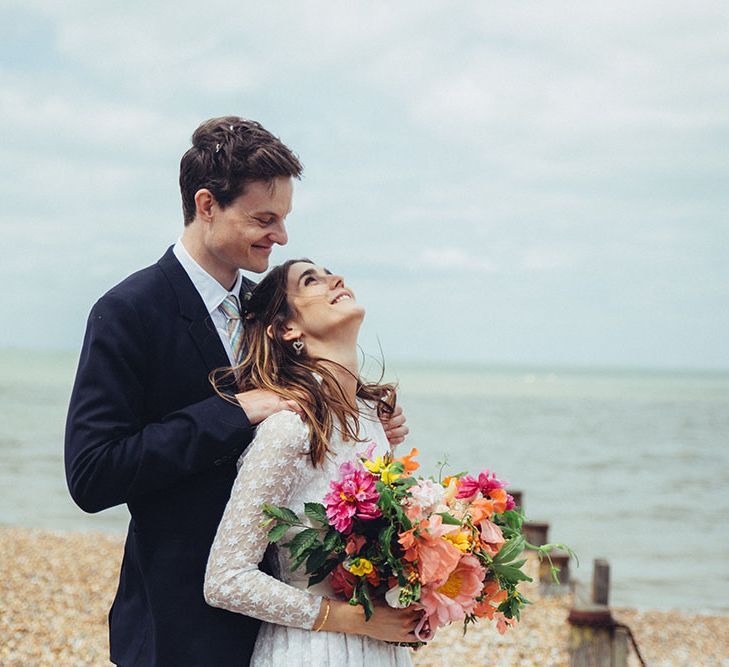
[1,349,728,614]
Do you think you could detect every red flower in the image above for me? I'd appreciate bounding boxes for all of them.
[330,563,357,599]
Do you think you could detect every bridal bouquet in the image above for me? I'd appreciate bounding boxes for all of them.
[263,446,564,639]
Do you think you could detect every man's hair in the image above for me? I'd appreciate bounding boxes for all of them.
[179,116,303,225]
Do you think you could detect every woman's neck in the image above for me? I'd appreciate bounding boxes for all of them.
[306,340,359,406]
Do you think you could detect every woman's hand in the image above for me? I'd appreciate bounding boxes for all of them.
[319,598,426,644]
[361,602,428,643]
[381,404,409,448]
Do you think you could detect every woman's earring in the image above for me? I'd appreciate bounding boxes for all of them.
[292,340,305,356]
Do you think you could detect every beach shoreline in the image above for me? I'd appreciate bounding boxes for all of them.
[1,527,727,666]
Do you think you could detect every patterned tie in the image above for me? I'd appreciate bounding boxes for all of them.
[218,294,244,364]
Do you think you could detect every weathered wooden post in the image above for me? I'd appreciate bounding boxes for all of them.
[593,558,610,604]
[567,560,630,667]
[541,549,571,586]
[523,520,549,547]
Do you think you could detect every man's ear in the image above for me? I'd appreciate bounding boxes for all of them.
[194,188,215,222]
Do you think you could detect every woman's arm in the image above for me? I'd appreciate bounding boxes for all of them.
[204,409,322,628]
[204,409,423,642]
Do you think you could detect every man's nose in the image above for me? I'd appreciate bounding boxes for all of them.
[269,221,288,246]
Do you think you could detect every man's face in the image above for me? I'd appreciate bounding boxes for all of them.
[204,176,293,275]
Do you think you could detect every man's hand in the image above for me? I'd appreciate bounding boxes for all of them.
[235,389,303,425]
[381,404,409,448]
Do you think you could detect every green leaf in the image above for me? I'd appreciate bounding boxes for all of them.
[357,581,375,621]
[262,503,300,524]
[492,562,532,582]
[379,524,395,560]
[305,547,330,574]
[279,507,301,524]
[388,461,405,475]
[285,528,320,559]
[304,502,328,525]
[308,558,341,586]
[267,523,290,543]
[322,529,341,552]
[290,549,309,572]
[392,476,417,489]
[436,512,462,526]
[493,535,525,565]
[262,503,285,520]
[378,487,395,513]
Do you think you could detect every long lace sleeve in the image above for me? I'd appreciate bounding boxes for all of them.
[204,410,322,629]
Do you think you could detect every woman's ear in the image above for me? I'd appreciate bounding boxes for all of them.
[268,322,302,342]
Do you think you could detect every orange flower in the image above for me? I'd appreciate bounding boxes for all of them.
[417,517,463,585]
[479,519,506,557]
[468,497,495,523]
[345,534,366,555]
[473,581,508,619]
[395,447,420,473]
[398,523,421,562]
[496,613,517,634]
[488,487,508,514]
[398,516,463,585]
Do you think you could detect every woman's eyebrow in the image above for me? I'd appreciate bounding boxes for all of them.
[297,268,317,286]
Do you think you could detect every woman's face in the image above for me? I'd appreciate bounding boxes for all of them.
[284,261,365,342]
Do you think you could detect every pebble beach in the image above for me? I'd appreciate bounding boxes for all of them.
[1,527,727,666]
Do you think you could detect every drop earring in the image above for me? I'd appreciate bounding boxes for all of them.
[292,340,305,356]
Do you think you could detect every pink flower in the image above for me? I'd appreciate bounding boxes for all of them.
[324,461,381,534]
[456,470,509,500]
[418,554,486,628]
[479,518,506,557]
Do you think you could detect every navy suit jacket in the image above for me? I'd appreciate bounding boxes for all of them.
[65,247,260,666]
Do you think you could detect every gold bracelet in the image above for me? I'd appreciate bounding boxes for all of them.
[314,598,331,632]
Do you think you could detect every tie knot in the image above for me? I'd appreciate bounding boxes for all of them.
[219,294,241,321]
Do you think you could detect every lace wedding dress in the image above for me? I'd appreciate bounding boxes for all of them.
[204,406,412,667]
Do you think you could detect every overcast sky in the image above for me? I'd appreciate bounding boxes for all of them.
[1,1,727,369]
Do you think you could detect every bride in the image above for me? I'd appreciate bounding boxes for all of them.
[204,259,424,666]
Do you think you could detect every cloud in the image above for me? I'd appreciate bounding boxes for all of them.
[417,247,497,273]
[0,0,727,367]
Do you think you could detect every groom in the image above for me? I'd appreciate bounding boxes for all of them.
[65,117,407,666]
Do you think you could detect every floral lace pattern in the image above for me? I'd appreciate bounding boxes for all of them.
[204,410,321,628]
[204,407,412,665]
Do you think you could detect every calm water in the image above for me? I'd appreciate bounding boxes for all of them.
[1,350,728,613]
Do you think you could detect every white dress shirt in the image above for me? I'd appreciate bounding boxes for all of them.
[173,240,244,365]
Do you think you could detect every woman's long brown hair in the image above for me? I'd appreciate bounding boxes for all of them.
[212,259,397,466]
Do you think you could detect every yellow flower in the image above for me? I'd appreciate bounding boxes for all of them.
[442,531,471,553]
[380,464,402,485]
[443,477,459,503]
[363,456,385,474]
[347,558,374,577]
[364,456,401,484]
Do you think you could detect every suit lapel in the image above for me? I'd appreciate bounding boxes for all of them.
[157,247,230,374]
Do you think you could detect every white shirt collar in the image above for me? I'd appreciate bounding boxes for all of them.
[173,239,244,315]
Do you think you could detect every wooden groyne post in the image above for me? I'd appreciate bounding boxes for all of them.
[567,559,639,667]
[512,489,571,587]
